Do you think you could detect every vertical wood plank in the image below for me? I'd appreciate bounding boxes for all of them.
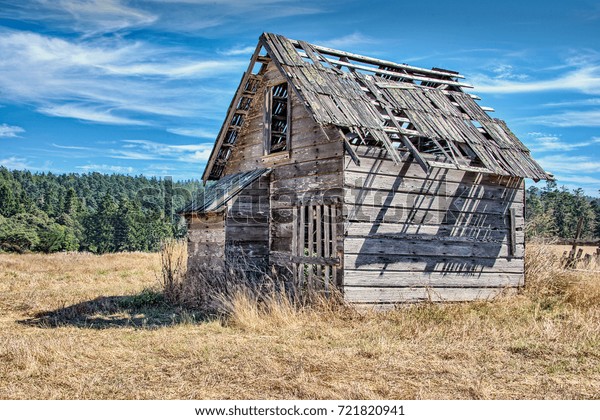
[316,204,323,282]
[331,204,338,287]
[509,208,516,257]
[292,205,298,255]
[292,205,298,284]
[298,204,305,256]
[286,83,292,156]
[307,204,314,290]
[298,205,305,287]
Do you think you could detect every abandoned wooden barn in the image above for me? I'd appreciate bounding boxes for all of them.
[180,33,551,305]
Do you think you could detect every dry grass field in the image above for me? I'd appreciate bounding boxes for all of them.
[0,245,599,400]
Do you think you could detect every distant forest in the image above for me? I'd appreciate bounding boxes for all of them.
[525,182,599,241]
[0,167,201,253]
[0,166,598,253]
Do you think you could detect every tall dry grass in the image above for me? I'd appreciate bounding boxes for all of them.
[525,241,600,308]
[0,244,598,399]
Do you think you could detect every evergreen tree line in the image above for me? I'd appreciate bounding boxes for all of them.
[0,167,201,253]
[526,181,600,240]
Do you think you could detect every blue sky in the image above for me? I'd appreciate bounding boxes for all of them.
[0,0,599,195]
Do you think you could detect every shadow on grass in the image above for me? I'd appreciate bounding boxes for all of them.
[19,289,211,329]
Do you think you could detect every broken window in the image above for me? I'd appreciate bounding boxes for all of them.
[264,82,289,154]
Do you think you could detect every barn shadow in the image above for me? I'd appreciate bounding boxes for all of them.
[349,157,521,275]
[19,290,209,329]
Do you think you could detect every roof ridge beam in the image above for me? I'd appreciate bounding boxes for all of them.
[287,37,465,80]
[315,55,472,88]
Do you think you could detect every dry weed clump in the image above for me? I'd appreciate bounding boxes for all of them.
[161,243,288,315]
[158,238,187,305]
[524,241,573,300]
[160,240,344,320]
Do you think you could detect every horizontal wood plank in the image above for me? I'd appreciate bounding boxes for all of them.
[344,236,524,258]
[344,170,523,199]
[344,221,513,241]
[344,253,524,273]
[344,205,522,228]
[343,189,520,217]
[343,270,524,287]
[344,286,516,303]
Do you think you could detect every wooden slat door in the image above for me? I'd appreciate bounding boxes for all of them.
[293,202,340,292]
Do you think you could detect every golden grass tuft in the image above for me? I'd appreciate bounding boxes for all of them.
[1,244,599,399]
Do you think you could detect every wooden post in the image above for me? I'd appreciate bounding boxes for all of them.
[566,216,584,269]
[323,204,331,292]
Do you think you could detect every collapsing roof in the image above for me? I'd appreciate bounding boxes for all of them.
[181,168,270,214]
[203,33,551,182]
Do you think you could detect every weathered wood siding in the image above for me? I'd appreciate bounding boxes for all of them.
[343,145,525,304]
[224,175,270,270]
[223,60,345,281]
[187,212,225,266]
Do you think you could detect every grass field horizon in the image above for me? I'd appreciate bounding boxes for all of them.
[1,245,599,399]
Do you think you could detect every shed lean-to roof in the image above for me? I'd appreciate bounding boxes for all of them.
[203,33,551,182]
[181,168,270,213]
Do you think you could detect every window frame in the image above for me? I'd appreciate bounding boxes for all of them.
[264,81,291,156]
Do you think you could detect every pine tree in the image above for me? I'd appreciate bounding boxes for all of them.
[592,199,600,239]
[86,193,118,253]
[113,197,140,251]
[0,180,20,217]
[63,187,79,215]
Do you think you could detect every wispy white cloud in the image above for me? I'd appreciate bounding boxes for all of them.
[524,109,600,127]
[167,127,216,138]
[472,65,600,94]
[60,0,156,30]
[0,157,30,170]
[314,32,376,49]
[0,123,25,138]
[9,0,158,35]
[554,174,600,185]
[488,63,529,81]
[146,164,177,172]
[39,104,148,125]
[101,59,244,78]
[121,140,213,162]
[0,29,243,126]
[536,154,600,174]
[542,98,600,107]
[52,143,94,151]
[109,150,161,160]
[76,163,135,173]
[553,174,600,196]
[527,133,600,152]
[108,139,214,162]
[219,45,256,56]
[1,0,324,35]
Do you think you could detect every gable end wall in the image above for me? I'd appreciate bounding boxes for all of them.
[223,61,345,278]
